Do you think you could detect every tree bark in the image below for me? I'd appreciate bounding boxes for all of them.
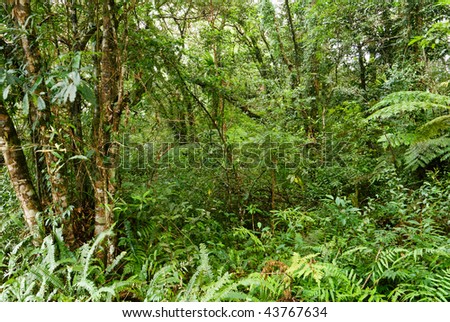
[0,103,42,245]
[284,0,301,85]
[13,0,75,245]
[94,0,121,263]
[12,0,50,204]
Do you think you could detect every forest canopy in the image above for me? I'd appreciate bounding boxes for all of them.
[1,0,450,302]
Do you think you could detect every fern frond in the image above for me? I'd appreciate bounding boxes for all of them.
[233,227,265,251]
[199,272,241,301]
[440,148,450,161]
[377,132,417,148]
[369,91,450,114]
[390,283,448,302]
[145,265,181,301]
[75,279,97,299]
[368,91,450,170]
[106,251,127,274]
[41,235,58,272]
[287,253,323,283]
[81,230,112,279]
[428,269,450,301]
[30,266,65,289]
[91,285,116,301]
[368,102,449,120]
[178,244,213,301]
[238,273,286,301]
[405,136,450,169]
[417,114,450,138]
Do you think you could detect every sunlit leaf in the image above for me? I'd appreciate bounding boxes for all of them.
[72,52,81,69]
[67,83,77,103]
[37,96,46,111]
[22,93,29,115]
[2,85,10,100]
[68,71,81,87]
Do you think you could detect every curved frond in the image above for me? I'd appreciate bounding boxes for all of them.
[417,115,450,138]
[368,102,449,121]
[405,136,450,170]
[368,91,450,170]
[369,91,450,113]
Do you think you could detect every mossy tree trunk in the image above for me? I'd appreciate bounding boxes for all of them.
[0,103,42,245]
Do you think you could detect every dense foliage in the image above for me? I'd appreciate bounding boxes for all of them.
[1,0,450,302]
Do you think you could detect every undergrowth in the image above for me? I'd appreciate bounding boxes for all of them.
[1,168,450,301]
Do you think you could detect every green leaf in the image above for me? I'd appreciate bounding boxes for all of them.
[51,151,63,160]
[67,83,77,103]
[78,81,97,107]
[29,76,43,92]
[72,53,81,69]
[0,70,6,84]
[68,71,81,86]
[418,115,450,138]
[23,93,29,115]
[37,96,46,111]
[3,85,10,100]
[86,149,95,158]
[408,36,424,46]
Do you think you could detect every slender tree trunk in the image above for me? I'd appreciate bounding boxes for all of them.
[284,0,301,85]
[46,144,75,246]
[94,0,121,263]
[13,0,75,245]
[13,0,50,204]
[304,1,320,139]
[0,103,42,245]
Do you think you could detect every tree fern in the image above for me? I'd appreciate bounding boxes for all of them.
[367,91,450,117]
[404,137,450,169]
[367,91,450,170]
[418,115,450,138]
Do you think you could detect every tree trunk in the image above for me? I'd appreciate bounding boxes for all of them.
[284,0,301,85]
[13,0,75,246]
[93,0,121,264]
[0,103,42,245]
[304,1,320,139]
[13,0,50,204]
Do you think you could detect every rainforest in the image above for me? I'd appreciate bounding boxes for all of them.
[1,0,450,301]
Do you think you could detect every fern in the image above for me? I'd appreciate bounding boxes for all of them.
[143,265,178,301]
[143,244,248,302]
[199,272,242,301]
[368,91,450,117]
[177,244,213,301]
[418,115,450,137]
[287,253,374,302]
[233,227,266,252]
[0,229,133,301]
[237,273,286,301]
[367,91,450,170]
[404,137,450,169]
